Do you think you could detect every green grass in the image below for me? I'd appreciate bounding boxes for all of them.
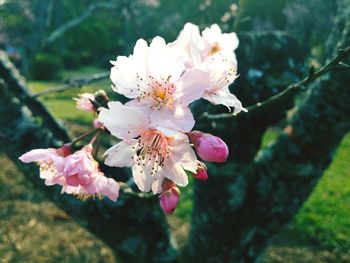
[291,133,350,252]
[261,129,350,261]
[24,66,350,260]
[29,66,110,126]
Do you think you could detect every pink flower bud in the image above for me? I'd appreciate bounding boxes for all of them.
[189,131,229,163]
[192,167,208,181]
[159,180,180,214]
[93,118,104,129]
[74,93,96,112]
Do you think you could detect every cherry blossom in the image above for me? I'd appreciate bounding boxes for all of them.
[110,36,210,132]
[19,144,70,186]
[174,22,203,69]
[98,101,198,193]
[19,144,119,201]
[174,23,245,114]
[200,51,246,115]
[200,23,239,60]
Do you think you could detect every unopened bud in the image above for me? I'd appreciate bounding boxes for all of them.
[93,118,104,129]
[159,179,180,214]
[193,162,208,180]
[189,131,229,163]
[74,93,96,112]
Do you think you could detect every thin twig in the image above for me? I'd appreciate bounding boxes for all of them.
[202,46,350,120]
[33,71,109,97]
[71,128,100,145]
[93,130,103,159]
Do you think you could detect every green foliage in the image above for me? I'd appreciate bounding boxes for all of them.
[61,50,82,69]
[30,53,63,80]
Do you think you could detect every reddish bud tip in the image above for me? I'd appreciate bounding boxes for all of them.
[57,143,72,157]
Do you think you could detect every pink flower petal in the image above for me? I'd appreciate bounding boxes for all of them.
[19,148,57,163]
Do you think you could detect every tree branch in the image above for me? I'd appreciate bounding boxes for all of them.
[202,45,350,120]
[0,50,71,142]
[43,2,118,46]
[33,71,109,97]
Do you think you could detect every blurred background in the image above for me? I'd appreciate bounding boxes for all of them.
[0,0,349,262]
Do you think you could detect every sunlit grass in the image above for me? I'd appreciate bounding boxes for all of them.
[28,66,110,126]
[291,133,350,252]
[261,129,350,254]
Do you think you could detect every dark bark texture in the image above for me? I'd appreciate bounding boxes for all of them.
[0,51,176,263]
[186,1,350,262]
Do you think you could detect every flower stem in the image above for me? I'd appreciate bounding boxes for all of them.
[92,130,103,158]
[71,128,100,145]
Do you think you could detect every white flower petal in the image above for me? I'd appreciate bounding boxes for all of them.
[148,36,184,82]
[104,140,137,167]
[221,32,239,51]
[132,162,155,192]
[175,68,210,105]
[168,136,198,173]
[155,126,181,137]
[110,39,151,99]
[163,162,188,187]
[202,24,222,41]
[150,106,195,132]
[203,87,247,115]
[174,22,203,68]
[151,173,164,194]
[200,51,237,93]
[98,101,149,140]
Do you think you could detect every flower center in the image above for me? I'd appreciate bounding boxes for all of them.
[39,160,57,174]
[135,74,176,109]
[134,129,170,175]
[150,78,176,109]
[210,43,221,55]
[154,89,167,100]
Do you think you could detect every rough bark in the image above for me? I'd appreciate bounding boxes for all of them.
[0,51,176,263]
[186,2,350,262]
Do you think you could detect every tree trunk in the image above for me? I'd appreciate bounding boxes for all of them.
[186,1,350,262]
[0,51,176,263]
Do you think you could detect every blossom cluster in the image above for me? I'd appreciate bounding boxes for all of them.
[19,23,245,214]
